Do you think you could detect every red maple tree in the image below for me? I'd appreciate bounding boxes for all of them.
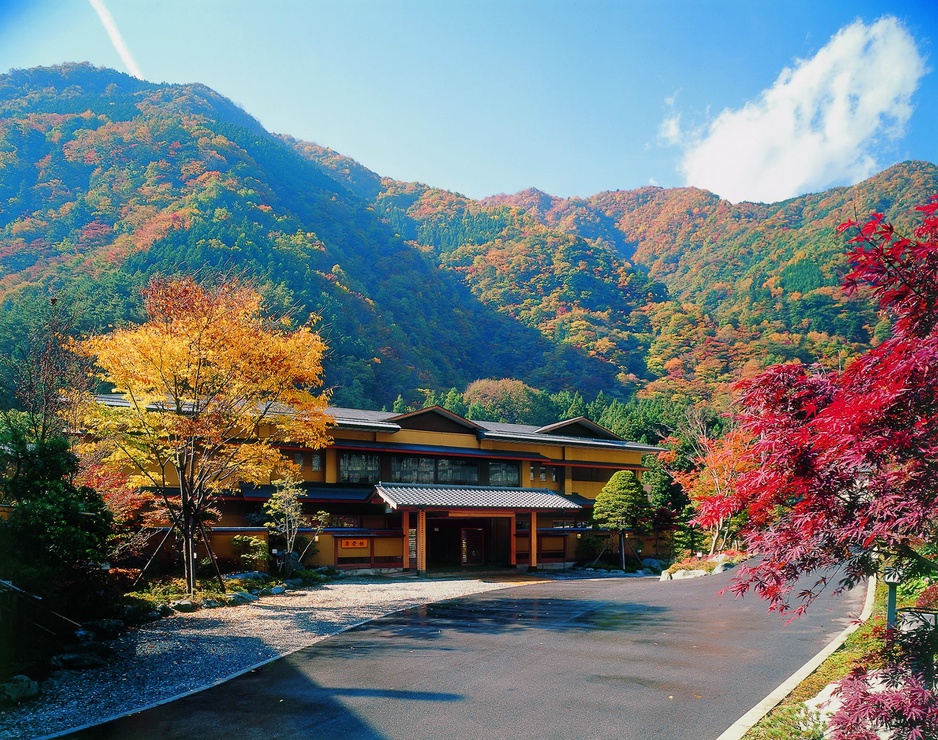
[697,196,938,738]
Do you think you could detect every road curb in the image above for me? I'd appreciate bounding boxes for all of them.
[715,575,877,740]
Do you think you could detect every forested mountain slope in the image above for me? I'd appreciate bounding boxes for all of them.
[295,139,938,403]
[0,64,626,406]
[2,63,935,409]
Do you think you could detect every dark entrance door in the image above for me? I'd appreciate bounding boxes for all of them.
[425,517,511,569]
[461,528,484,565]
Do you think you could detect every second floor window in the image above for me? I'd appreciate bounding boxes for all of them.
[489,461,520,487]
[339,453,380,484]
[390,455,480,485]
[391,456,436,484]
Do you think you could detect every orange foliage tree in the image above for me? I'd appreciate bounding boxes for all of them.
[664,412,755,555]
[75,276,332,594]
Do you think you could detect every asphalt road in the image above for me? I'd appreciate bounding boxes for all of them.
[67,570,867,740]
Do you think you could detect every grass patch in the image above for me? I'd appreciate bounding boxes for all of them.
[744,579,917,738]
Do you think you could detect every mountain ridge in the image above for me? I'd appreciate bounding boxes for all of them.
[2,63,936,408]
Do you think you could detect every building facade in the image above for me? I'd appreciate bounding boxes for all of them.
[213,405,663,573]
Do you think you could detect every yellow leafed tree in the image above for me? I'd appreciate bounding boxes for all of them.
[76,276,332,594]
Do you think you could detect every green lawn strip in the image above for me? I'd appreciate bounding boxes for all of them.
[745,580,909,739]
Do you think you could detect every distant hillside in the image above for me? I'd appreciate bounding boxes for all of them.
[2,63,936,409]
[0,64,627,407]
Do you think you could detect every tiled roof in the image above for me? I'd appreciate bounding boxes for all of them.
[325,406,402,432]
[479,426,662,452]
[375,482,582,510]
[332,438,550,461]
[97,396,661,452]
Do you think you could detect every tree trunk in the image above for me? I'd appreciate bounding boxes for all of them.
[619,531,626,570]
[199,522,226,592]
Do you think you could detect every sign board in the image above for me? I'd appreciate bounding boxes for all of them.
[340,539,368,549]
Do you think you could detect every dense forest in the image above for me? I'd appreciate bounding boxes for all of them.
[2,63,936,416]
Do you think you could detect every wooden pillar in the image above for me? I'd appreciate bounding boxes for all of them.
[509,512,517,567]
[401,510,410,570]
[416,509,427,575]
[528,510,538,572]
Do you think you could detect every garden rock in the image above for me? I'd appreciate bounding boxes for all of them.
[659,571,672,581]
[157,603,174,618]
[81,618,125,640]
[120,603,161,625]
[642,558,665,572]
[712,562,736,574]
[283,579,303,589]
[50,652,108,670]
[224,591,258,606]
[270,586,286,595]
[0,675,40,705]
[73,628,96,642]
[670,569,709,580]
[170,599,197,613]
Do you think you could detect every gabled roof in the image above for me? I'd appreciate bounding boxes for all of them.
[535,416,621,440]
[476,420,662,453]
[99,394,662,453]
[323,405,663,453]
[389,405,484,434]
[375,482,582,510]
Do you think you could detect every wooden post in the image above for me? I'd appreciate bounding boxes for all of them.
[509,511,517,567]
[416,509,427,575]
[529,510,538,572]
[402,510,410,570]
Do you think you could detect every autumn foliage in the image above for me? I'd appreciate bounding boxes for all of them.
[76,276,332,594]
[697,197,938,737]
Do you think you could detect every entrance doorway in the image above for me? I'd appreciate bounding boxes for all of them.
[461,528,484,565]
[425,516,511,569]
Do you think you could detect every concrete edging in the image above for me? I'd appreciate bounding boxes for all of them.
[715,575,878,740]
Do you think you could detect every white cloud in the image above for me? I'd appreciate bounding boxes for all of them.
[88,0,143,79]
[659,113,682,147]
[667,17,926,203]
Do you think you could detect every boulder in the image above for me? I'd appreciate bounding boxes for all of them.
[642,558,665,572]
[169,599,197,613]
[50,652,108,670]
[270,586,286,595]
[157,603,174,618]
[0,675,40,705]
[81,618,125,640]
[73,628,96,642]
[659,571,672,581]
[282,579,303,589]
[224,591,259,606]
[670,569,709,580]
[712,562,736,574]
[120,603,161,625]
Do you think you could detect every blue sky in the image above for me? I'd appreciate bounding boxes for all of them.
[1,1,936,203]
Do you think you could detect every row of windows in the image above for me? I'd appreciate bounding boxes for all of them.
[330,453,616,487]
[338,453,521,487]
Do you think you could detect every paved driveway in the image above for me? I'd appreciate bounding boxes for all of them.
[67,570,867,740]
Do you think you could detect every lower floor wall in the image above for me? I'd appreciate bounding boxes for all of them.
[133,510,674,576]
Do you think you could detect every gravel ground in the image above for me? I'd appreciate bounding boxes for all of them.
[1,574,538,740]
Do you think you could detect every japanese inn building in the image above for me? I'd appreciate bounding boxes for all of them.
[121,402,663,573]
